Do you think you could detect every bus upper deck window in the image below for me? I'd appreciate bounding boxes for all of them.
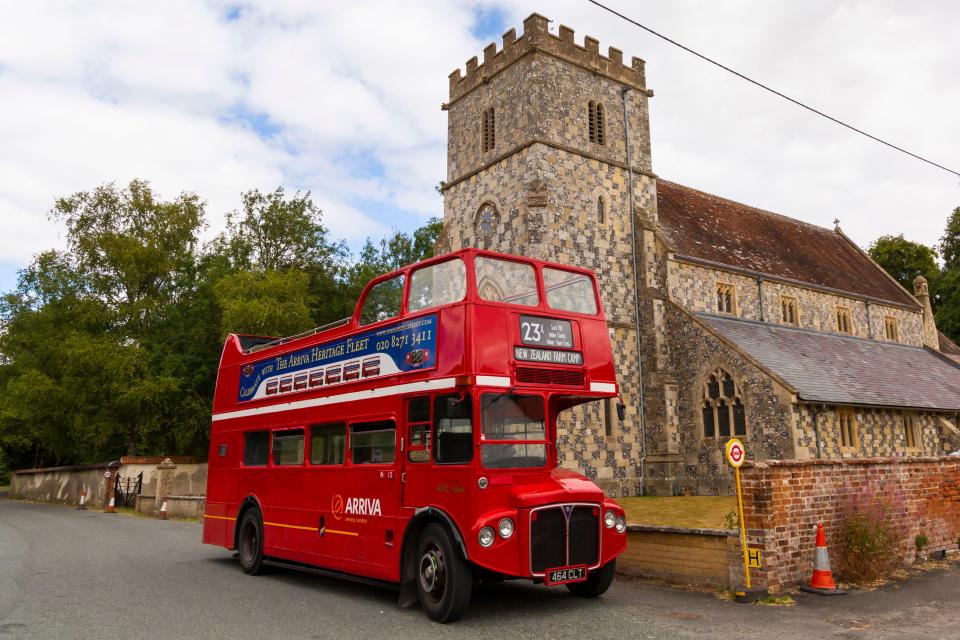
[408,258,466,312]
[360,275,405,325]
[350,420,396,464]
[475,257,539,307]
[543,267,598,315]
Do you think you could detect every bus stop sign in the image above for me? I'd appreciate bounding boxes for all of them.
[725,438,745,468]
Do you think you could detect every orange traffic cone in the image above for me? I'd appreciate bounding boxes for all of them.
[157,501,168,520]
[77,489,87,511]
[800,522,846,595]
[107,497,116,513]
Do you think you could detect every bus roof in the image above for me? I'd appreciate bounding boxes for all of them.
[227,248,599,358]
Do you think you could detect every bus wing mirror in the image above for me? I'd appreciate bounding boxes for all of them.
[617,402,626,422]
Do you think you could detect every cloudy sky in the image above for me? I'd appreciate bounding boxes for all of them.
[2,1,958,292]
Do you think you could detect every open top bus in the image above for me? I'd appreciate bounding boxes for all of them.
[203,248,628,622]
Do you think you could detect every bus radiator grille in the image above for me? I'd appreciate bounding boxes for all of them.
[515,367,585,387]
[568,506,600,566]
[530,508,566,573]
[530,505,600,574]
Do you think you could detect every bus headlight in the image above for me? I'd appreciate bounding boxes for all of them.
[604,510,616,528]
[498,518,515,539]
[479,526,496,547]
[615,515,626,533]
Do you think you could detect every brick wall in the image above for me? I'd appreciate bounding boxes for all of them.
[739,457,960,593]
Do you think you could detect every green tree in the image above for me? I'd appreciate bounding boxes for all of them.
[0,181,208,461]
[868,235,940,308]
[213,270,313,338]
[338,218,444,316]
[940,207,960,272]
[936,207,960,343]
[208,188,348,334]
[0,179,445,477]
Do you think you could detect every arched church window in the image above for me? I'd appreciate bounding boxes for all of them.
[702,368,747,438]
[597,196,605,224]
[475,202,499,238]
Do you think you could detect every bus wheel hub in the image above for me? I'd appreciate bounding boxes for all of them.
[419,547,445,597]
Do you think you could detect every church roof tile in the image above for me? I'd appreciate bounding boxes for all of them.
[700,314,960,411]
[657,180,918,308]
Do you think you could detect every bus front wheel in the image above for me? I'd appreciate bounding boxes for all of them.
[415,523,472,623]
[566,560,615,598]
[238,509,266,575]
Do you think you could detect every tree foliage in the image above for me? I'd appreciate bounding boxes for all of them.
[868,234,940,308]
[868,207,960,346]
[0,180,443,481]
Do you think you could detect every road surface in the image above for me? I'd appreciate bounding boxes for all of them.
[1,500,957,639]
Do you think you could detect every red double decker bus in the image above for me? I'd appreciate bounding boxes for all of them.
[203,248,628,622]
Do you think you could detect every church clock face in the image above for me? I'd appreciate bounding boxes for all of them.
[476,203,498,238]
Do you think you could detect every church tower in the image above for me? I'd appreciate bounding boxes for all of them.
[439,14,660,496]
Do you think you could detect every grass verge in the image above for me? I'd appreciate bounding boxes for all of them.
[619,495,737,529]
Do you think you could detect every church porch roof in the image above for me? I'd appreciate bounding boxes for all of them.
[698,314,960,411]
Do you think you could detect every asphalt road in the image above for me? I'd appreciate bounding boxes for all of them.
[1,500,958,639]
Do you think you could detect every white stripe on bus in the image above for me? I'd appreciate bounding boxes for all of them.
[475,375,511,387]
[589,382,616,393]
[212,377,458,422]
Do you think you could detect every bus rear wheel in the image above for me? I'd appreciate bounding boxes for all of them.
[238,509,266,575]
[566,560,616,598]
[415,523,472,623]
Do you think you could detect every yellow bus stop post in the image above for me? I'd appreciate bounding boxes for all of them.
[725,438,761,601]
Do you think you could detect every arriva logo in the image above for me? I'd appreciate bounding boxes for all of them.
[331,494,381,520]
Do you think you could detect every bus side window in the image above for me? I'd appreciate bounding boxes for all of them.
[272,428,304,466]
[407,396,431,463]
[310,423,345,465]
[244,431,270,466]
[434,394,473,464]
[350,420,396,464]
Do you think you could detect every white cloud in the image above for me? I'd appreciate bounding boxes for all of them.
[0,0,488,272]
[0,0,958,281]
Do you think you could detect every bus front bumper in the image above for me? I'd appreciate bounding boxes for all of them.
[465,500,627,580]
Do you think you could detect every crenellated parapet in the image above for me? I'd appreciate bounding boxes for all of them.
[447,13,649,104]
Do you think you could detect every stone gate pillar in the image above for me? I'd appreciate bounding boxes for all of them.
[154,458,177,513]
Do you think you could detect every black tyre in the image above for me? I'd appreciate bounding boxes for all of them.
[237,509,266,575]
[415,523,473,623]
[566,561,616,598]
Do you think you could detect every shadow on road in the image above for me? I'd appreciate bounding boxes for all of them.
[204,555,598,624]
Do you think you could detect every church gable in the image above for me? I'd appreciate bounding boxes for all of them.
[656,180,918,308]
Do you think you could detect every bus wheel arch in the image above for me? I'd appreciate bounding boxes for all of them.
[233,495,263,551]
[398,508,468,609]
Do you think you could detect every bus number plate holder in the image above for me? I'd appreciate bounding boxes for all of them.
[544,565,587,586]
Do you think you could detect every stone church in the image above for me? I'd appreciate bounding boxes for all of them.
[437,13,960,496]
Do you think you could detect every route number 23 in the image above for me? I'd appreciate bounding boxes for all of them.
[521,321,543,343]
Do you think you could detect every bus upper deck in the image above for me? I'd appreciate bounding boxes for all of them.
[212,248,618,420]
